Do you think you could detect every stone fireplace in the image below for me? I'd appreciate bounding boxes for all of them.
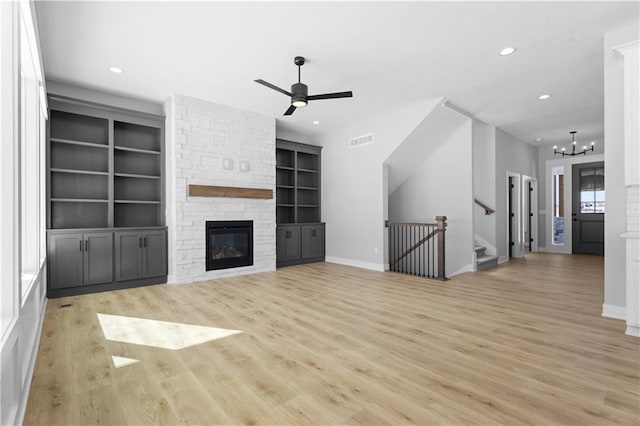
[165,94,276,284]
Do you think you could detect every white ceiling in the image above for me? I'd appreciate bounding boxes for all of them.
[35,1,638,147]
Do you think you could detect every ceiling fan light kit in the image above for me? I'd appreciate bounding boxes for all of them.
[553,131,595,157]
[255,56,353,116]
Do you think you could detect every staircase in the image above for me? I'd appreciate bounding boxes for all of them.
[475,245,498,271]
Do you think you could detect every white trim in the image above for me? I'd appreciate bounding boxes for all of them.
[15,279,47,426]
[625,325,640,338]
[602,303,626,320]
[325,256,386,272]
[613,40,640,56]
[498,255,509,264]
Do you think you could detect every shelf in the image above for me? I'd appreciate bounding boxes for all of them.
[114,121,161,151]
[114,145,161,155]
[50,168,109,176]
[297,186,318,191]
[277,204,295,207]
[50,110,108,146]
[297,168,318,173]
[114,172,160,180]
[276,166,295,171]
[51,138,109,149]
[298,204,319,208]
[115,200,161,204]
[276,185,295,189]
[51,198,109,203]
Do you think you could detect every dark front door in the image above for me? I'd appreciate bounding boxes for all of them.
[572,162,605,255]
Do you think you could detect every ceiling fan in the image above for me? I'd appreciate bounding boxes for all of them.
[255,56,353,116]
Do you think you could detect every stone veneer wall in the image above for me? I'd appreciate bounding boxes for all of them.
[165,94,276,284]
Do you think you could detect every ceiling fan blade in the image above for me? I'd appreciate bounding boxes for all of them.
[307,91,353,101]
[284,105,297,116]
[255,79,292,97]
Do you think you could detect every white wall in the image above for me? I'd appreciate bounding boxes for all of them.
[603,21,639,315]
[315,98,442,270]
[0,2,48,425]
[388,115,474,275]
[495,128,538,261]
[472,119,496,254]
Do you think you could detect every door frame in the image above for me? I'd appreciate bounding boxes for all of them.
[543,153,605,254]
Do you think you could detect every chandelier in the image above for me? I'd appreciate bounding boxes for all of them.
[553,131,595,157]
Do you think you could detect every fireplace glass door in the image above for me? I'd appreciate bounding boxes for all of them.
[206,221,253,271]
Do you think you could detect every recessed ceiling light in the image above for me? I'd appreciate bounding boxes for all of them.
[535,138,543,142]
[109,66,123,74]
[312,120,320,125]
[499,47,517,56]
[538,94,551,100]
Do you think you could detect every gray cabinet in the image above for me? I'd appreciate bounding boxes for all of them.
[276,223,325,267]
[115,229,167,281]
[276,226,301,263]
[301,224,325,259]
[46,95,167,297]
[276,139,325,267]
[48,231,113,290]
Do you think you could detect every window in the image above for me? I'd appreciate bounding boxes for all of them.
[552,166,565,246]
[19,5,46,301]
[579,167,605,214]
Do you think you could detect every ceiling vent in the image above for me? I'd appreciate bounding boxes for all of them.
[349,133,374,148]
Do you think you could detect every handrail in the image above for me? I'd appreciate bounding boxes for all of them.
[474,198,495,215]
[386,216,447,280]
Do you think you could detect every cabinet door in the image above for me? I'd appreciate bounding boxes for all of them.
[115,231,143,281]
[276,226,301,262]
[142,230,167,278]
[301,225,325,259]
[83,232,113,286]
[48,233,84,289]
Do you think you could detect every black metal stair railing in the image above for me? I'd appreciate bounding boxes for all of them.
[386,216,447,280]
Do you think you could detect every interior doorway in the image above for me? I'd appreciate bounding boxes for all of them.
[572,162,605,255]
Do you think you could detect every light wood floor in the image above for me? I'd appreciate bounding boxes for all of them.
[25,253,639,425]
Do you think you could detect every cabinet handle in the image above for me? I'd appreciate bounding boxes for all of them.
[139,237,143,248]
[85,240,89,251]
[143,237,147,247]
[312,229,317,237]
[79,240,83,251]
[286,231,291,238]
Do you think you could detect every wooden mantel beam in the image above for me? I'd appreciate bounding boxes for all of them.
[188,185,273,200]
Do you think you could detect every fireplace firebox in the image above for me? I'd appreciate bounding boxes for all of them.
[206,221,253,271]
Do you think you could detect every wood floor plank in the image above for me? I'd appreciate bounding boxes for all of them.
[24,253,640,425]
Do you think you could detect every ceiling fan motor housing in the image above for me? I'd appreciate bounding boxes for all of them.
[291,82,308,105]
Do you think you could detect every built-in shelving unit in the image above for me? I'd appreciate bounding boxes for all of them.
[46,95,167,298]
[275,139,325,267]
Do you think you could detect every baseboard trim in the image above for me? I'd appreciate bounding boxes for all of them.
[602,303,626,320]
[498,256,509,264]
[625,325,640,337]
[325,256,386,272]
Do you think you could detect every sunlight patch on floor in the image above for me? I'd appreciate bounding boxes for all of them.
[111,355,140,368]
[97,313,242,350]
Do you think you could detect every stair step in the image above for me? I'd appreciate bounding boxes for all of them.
[475,246,486,256]
[476,254,499,271]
